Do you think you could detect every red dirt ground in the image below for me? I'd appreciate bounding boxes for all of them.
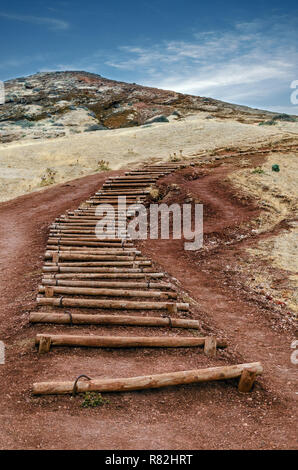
[0,160,296,450]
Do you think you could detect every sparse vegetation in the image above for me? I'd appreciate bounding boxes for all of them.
[252,167,265,174]
[40,168,56,187]
[272,113,297,122]
[97,160,110,171]
[81,392,109,408]
[259,120,277,126]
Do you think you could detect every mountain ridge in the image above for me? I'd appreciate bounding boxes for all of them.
[0,70,276,144]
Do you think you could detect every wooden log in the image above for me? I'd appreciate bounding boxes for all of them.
[43,266,155,273]
[47,240,126,247]
[238,369,257,393]
[45,252,143,261]
[36,297,189,311]
[46,247,139,254]
[52,221,127,226]
[38,335,51,354]
[57,217,128,223]
[38,285,177,299]
[35,334,226,349]
[102,183,151,188]
[45,261,151,268]
[204,336,217,357]
[48,236,128,242]
[42,279,172,289]
[45,272,164,279]
[96,189,150,193]
[32,362,262,395]
[30,312,199,328]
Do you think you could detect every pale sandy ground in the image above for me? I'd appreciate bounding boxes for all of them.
[230,153,298,314]
[0,113,297,202]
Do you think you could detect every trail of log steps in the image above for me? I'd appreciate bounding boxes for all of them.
[31,162,262,395]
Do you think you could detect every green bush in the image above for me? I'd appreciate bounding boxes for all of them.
[81,392,109,408]
[272,113,297,122]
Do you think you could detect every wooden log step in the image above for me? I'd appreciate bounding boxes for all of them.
[45,261,151,267]
[47,242,131,248]
[36,297,189,310]
[38,285,177,299]
[125,171,169,174]
[106,179,156,184]
[59,217,133,222]
[42,280,172,289]
[52,221,127,227]
[102,186,151,190]
[46,246,138,254]
[49,235,130,242]
[45,252,143,261]
[30,312,199,328]
[68,212,135,217]
[43,266,156,273]
[46,246,138,251]
[96,188,150,192]
[44,272,164,279]
[32,363,262,395]
[35,334,226,350]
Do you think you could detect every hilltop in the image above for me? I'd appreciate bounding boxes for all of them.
[0,70,278,144]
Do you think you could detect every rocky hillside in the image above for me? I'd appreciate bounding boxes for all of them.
[0,71,277,144]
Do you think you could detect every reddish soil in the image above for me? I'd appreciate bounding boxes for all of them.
[0,159,296,450]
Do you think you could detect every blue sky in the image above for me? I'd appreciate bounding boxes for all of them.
[0,0,298,113]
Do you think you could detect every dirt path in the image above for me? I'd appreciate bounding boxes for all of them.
[0,162,296,450]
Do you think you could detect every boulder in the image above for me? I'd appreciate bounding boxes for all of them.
[145,114,169,124]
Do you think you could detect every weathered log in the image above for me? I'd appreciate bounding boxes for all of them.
[45,261,151,268]
[45,252,144,261]
[30,312,199,328]
[44,272,164,279]
[47,239,125,245]
[32,362,262,395]
[36,297,189,311]
[48,236,129,242]
[43,266,155,273]
[38,285,177,299]
[42,279,172,289]
[35,334,226,349]
[46,247,139,254]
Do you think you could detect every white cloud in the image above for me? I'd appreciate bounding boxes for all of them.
[0,12,69,31]
[103,16,298,110]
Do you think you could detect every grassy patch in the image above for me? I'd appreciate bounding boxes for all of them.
[251,167,265,174]
[97,160,110,171]
[81,392,109,408]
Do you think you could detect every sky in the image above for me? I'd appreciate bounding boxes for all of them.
[0,0,298,113]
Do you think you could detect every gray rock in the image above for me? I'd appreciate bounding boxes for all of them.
[84,124,107,132]
[145,114,169,124]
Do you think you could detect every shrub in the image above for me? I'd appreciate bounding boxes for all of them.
[252,167,265,174]
[40,168,56,187]
[259,120,276,126]
[97,160,110,171]
[272,113,297,122]
[81,392,109,408]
